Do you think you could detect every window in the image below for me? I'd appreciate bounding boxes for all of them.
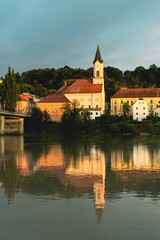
[136,107,138,110]
[96,105,98,108]
[96,112,98,115]
[114,106,117,111]
[96,71,100,77]
[136,113,138,115]
[90,112,93,115]
[143,107,145,110]
[150,100,153,104]
[89,105,90,108]
[121,100,123,104]
[127,101,129,104]
[143,113,145,115]
[114,100,117,104]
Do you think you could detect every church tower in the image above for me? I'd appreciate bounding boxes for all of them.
[93,45,104,85]
[93,45,105,114]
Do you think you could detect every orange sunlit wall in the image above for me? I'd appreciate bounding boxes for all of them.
[16,101,35,114]
[37,102,64,121]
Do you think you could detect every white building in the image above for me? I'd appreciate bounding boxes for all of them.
[130,99,148,121]
[154,107,160,117]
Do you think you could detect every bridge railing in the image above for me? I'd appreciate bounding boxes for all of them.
[0,110,31,117]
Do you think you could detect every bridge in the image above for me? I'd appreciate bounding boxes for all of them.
[0,110,31,135]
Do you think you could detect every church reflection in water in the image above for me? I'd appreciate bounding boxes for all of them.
[0,136,106,220]
[1,135,160,216]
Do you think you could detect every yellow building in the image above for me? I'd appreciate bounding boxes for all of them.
[111,88,160,115]
[37,46,105,121]
[16,93,41,114]
[37,93,69,122]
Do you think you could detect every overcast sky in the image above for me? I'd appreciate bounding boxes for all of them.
[1,0,160,76]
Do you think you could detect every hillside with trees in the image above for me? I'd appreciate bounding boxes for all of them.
[1,64,160,101]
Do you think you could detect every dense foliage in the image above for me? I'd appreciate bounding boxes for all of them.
[61,100,96,135]
[2,67,17,111]
[25,107,51,132]
[1,64,160,104]
[14,64,160,100]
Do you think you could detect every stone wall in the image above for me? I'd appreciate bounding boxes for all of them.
[0,117,24,135]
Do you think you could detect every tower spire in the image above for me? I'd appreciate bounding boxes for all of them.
[93,45,103,64]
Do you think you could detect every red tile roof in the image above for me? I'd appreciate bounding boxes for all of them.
[17,93,41,102]
[56,85,68,94]
[38,94,69,103]
[60,79,102,94]
[17,94,31,102]
[111,88,160,98]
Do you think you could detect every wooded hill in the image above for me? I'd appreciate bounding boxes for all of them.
[1,64,160,101]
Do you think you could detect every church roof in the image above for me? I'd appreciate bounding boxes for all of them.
[38,93,69,103]
[93,45,103,64]
[111,88,160,98]
[61,79,102,94]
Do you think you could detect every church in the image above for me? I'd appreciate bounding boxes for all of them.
[37,46,105,121]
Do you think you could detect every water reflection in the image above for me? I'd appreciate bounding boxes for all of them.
[111,140,160,179]
[0,136,106,220]
[0,135,160,210]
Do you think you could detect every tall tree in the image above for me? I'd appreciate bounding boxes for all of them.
[2,67,17,111]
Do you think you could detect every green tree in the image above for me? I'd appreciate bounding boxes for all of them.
[17,83,35,94]
[123,102,130,117]
[30,107,43,132]
[35,84,46,97]
[43,110,51,122]
[61,99,83,134]
[2,67,17,111]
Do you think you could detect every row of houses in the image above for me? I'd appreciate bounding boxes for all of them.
[111,88,160,121]
[1,46,160,121]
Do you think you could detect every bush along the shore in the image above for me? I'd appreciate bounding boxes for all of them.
[25,108,160,136]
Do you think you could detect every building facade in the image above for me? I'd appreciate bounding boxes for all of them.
[16,93,41,114]
[37,46,105,121]
[111,88,160,116]
[130,99,148,121]
[37,94,69,122]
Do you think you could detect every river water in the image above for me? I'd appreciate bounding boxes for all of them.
[0,134,160,240]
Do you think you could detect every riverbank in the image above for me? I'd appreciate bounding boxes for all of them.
[24,120,160,137]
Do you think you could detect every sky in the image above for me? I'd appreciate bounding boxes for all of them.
[1,0,160,76]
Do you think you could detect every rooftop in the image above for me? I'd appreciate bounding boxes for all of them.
[111,88,160,98]
[93,45,103,64]
[38,93,69,103]
[60,79,102,94]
